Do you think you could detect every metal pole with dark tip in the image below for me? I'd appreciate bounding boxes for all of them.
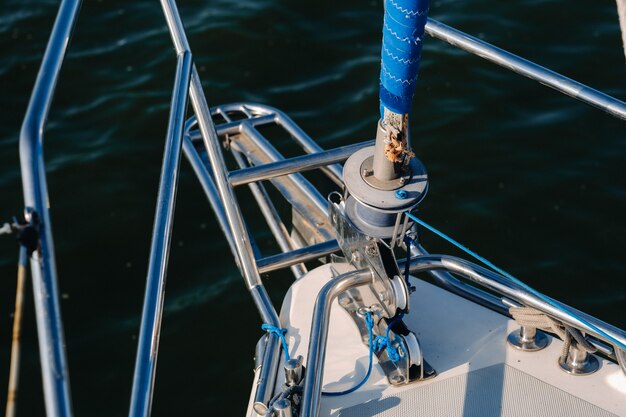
[343,0,430,238]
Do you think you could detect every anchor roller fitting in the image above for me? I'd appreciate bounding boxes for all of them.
[343,121,428,238]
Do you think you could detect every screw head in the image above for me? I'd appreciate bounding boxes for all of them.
[395,189,408,199]
[390,374,405,384]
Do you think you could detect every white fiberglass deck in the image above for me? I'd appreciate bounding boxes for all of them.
[247,263,626,417]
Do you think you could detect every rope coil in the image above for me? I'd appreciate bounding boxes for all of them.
[373,313,405,364]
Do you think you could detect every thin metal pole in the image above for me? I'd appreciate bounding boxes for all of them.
[18,0,82,415]
[183,132,267,271]
[405,243,508,315]
[228,141,373,187]
[188,68,282,411]
[187,114,276,139]
[5,247,27,417]
[300,269,372,417]
[257,240,340,275]
[239,123,330,219]
[273,111,344,186]
[182,134,239,266]
[128,51,192,417]
[425,18,626,121]
[616,0,626,61]
[231,151,307,278]
[187,83,266,294]
[179,29,284,417]
[157,0,283,410]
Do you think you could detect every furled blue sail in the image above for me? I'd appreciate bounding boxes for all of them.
[379,0,429,117]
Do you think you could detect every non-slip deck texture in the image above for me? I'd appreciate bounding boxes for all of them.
[338,363,616,417]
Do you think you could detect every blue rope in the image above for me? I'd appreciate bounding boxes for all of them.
[263,313,407,397]
[404,212,626,351]
[405,212,514,279]
[373,313,404,363]
[261,324,291,362]
[322,311,375,397]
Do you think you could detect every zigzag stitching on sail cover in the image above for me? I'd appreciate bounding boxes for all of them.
[384,21,422,45]
[382,44,419,64]
[388,0,429,18]
[381,63,417,85]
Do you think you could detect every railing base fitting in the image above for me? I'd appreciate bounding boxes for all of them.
[558,343,600,376]
[507,326,549,352]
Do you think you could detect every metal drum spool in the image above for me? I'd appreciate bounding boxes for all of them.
[343,146,428,238]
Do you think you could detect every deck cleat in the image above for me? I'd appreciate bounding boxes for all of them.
[272,398,293,417]
[507,326,550,352]
[558,341,600,376]
[284,355,304,387]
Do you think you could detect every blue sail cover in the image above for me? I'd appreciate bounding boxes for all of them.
[379,0,429,117]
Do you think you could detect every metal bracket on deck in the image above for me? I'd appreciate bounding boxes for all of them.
[329,192,436,385]
[329,192,402,318]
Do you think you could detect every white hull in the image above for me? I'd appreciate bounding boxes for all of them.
[247,263,626,417]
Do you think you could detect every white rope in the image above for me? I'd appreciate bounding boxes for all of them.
[617,0,626,61]
[509,306,596,358]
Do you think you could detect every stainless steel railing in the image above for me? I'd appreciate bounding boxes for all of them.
[424,18,626,121]
[129,1,283,416]
[406,255,626,353]
[128,1,195,415]
[17,0,626,416]
[129,2,285,416]
[18,0,82,415]
[185,105,626,417]
[128,49,192,417]
[300,269,373,417]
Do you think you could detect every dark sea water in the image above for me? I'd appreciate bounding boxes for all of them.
[0,0,625,415]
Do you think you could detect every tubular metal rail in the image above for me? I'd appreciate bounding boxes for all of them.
[15,0,626,416]
[18,0,81,415]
